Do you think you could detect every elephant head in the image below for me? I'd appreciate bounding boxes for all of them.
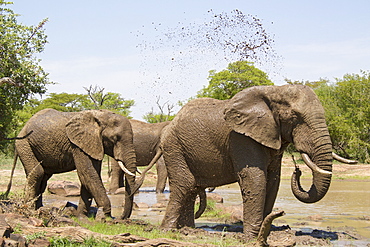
[66,110,137,218]
[224,85,333,203]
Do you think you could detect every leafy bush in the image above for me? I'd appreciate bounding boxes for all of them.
[314,71,370,163]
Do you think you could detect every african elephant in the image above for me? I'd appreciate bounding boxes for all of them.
[146,85,334,240]
[15,108,137,218]
[109,119,170,194]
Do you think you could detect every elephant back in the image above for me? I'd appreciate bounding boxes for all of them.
[16,109,75,172]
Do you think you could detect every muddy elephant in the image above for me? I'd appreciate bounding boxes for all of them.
[146,85,334,240]
[109,119,170,194]
[15,108,137,218]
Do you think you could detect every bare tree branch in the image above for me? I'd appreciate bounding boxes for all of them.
[83,85,106,109]
[0,77,23,87]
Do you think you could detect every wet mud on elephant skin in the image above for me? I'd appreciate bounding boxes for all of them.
[109,119,170,195]
[156,85,335,241]
[14,108,137,219]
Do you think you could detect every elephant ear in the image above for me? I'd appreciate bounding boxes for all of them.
[66,111,104,160]
[224,91,281,150]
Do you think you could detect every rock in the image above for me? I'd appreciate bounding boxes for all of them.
[1,212,147,245]
[216,204,243,222]
[27,238,51,247]
[151,202,166,209]
[136,202,149,209]
[207,192,223,203]
[133,238,201,246]
[9,233,27,247]
[47,181,80,196]
[0,214,11,237]
[307,214,323,221]
[358,215,370,221]
[3,238,19,247]
[3,213,44,228]
[114,187,126,195]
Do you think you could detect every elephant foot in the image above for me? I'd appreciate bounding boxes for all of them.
[76,213,90,224]
[95,207,114,222]
[244,232,258,242]
[160,220,179,230]
[159,225,178,233]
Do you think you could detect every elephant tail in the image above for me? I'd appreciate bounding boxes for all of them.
[3,130,33,140]
[2,150,19,199]
[130,149,163,196]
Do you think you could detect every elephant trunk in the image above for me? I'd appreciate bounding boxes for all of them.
[116,144,137,219]
[291,119,333,203]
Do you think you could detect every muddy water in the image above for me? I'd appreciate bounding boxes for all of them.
[275,179,370,239]
[130,179,370,239]
[45,179,370,239]
[204,179,370,237]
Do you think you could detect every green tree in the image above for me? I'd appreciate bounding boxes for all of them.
[312,71,370,163]
[143,96,175,123]
[0,1,50,145]
[14,88,135,134]
[196,61,273,100]
[285,78,329,89]
[331,71,370,162]
[36,93,87,112]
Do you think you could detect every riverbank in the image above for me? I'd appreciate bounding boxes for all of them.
[1,154,369,192]
[0,155,369,246]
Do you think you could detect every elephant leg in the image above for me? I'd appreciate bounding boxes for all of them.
[161,153,196,229]
[77,184,93,216]
[25,163,45,209]
[230,133,269,240]
[36,173,53,209]
[17,142,46,209]
[155,156,167,193]
[264,164,281,218]
[73,149,112,217]
[177,187,198,228]
[238,167,266,239]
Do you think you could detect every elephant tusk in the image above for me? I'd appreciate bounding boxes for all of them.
[117,161,135,177]
[301,153,332,175]
[332,152,358,164]
[136,168,142,175]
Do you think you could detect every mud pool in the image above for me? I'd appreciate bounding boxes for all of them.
[45,179,370,240]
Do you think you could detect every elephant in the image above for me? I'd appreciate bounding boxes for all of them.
[193,152,357,220]
[109,119,170,194]
[141,85,335,240]
[15,108,137,219]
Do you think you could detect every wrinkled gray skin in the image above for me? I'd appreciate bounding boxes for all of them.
[109,119,170,194]
[15,108,137,218]
[159,85,333,240]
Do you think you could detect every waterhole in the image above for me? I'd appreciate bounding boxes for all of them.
[44,179,370,239]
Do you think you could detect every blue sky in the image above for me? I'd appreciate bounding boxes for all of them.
[12,0,370,120]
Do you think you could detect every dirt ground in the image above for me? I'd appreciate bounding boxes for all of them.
[1,156,370,246]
